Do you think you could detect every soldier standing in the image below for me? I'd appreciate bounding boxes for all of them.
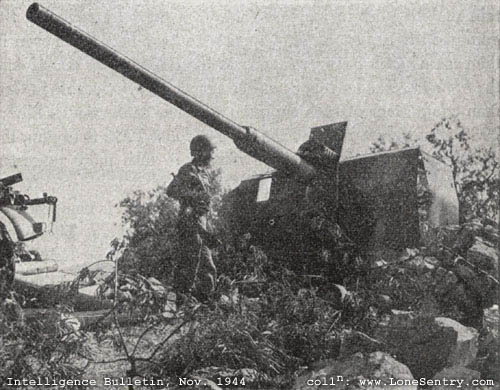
[167,135,218,302]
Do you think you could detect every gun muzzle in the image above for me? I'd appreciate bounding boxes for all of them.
[0,173,23,187]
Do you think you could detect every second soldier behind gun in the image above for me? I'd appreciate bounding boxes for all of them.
[167,135,219,303]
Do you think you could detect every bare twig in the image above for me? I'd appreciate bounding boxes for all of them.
[92,357,131,365]
[113,311,130,359]
[114,257,119,308]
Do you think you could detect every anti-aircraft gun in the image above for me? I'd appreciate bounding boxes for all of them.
[26,4,459,259]
[0,173,57,242]
[0,173,57,296]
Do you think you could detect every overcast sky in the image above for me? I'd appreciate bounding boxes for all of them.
[1,0,498,270]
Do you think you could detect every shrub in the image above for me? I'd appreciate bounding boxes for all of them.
[0,294,89,387]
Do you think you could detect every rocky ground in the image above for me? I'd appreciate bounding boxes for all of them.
[1,219,498,389]
[293,219,499,390]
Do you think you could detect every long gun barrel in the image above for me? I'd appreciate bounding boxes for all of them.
[26,3,318,182]
[0,173,23,187]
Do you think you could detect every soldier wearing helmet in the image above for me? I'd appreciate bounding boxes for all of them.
[167,134,218,302]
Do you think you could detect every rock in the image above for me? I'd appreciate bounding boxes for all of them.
[293,352,416,390]
[407,256,439,272]
[467,238,498,272]
[435,267,458,283]
[437,225,461,249]
[435,246,456,267]
[441,251,498,312]
[399,248,420,262]
[454,222,483,252]
[431,366,480,390]
[389,309,414,322]
[470,273,498,311]
[374,259,388,268]
[482,217,498,228]
[375,314,478,379]
[425,256,440,268]
[453,262,477,282]
[368,248,400,264]
[482,225,499,244]
[435,317,478,367]
[375,314,454,378]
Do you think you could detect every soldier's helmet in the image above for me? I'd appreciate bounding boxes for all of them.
[190,135,216,156]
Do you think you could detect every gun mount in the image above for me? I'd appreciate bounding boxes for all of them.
[0,172,57,241]
[26,3,459,252]
[0,172,57,299]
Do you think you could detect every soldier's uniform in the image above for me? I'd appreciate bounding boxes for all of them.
[167,160,217,302]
